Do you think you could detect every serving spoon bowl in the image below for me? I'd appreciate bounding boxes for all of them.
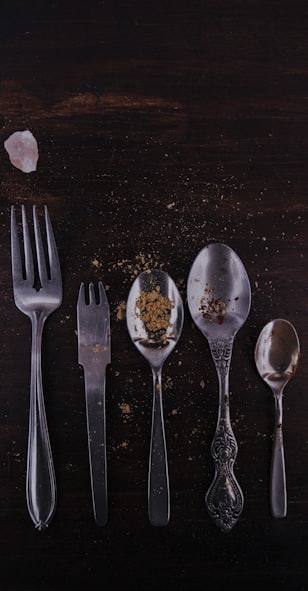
[187,243,251,532]
[254,318,300,518]
[126,269,184,526]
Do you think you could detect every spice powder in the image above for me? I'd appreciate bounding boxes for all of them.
[200,285,228,325]
[136,286,174,342]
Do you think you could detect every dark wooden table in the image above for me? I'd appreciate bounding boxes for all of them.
[0,1,307,589]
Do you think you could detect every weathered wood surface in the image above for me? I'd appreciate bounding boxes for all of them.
[0,1,307,589]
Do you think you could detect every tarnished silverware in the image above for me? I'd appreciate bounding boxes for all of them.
[255,318,300,518]
[187,243,251,532]
[126,269,184,526]
[77,281,111,526]
[11,205,62,530]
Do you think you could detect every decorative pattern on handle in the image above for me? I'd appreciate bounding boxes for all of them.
[205,422,243,532]
[206,336,244,532]
[209,337,233,374]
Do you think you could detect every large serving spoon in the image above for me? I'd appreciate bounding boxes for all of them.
[254,318,300,518]
[187,243,251,532]
[126,269,184,526]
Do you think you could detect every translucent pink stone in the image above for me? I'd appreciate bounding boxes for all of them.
[4,129,39,173]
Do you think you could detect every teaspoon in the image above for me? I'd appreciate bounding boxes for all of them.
[254,318,300,518]
[126,269,184,526]
[187,243,251,532]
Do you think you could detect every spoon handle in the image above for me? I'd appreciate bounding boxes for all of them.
[148,368,170,527]
[205,337,244,532]
[270,392,287,518]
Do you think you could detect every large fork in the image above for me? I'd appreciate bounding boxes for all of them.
[11,205,62,530]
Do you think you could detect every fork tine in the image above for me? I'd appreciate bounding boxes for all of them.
[98,281,108,308]
[89,282,95,305]
[44,205,61,282]
[98,281,103,306]
[21,205,35,284]
[33,205,48,285]
[11,206,23,283]
[77,282,86,306]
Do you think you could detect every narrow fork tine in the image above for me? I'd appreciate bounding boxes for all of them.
[98,281,109,310]
[11,206,23,283]
[33,205,48,286]
[77,282,86,306]
[22,206,35,284]
[11,205,35,285]
[89,282,96,305]
[33,204,61,287]
[44,205,61,282]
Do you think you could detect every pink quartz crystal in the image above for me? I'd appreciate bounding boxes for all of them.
[4,129,39,173]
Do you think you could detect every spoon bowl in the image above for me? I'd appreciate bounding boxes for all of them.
[127,269,183,370]
[126,269,184,526]
[187,243,251,532]
[188,243,251,340]
[255,318,300,518]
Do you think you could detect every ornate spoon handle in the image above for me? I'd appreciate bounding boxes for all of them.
[205,337,244,532]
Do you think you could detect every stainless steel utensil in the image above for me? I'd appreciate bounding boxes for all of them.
[254,318,300,518]
[126,269,184,526]
[11,205,62,530]
[77,281,111,526]
[187,243,251,532]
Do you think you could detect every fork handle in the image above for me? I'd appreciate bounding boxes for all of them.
[83,368,108,526]
[27,313,56,531]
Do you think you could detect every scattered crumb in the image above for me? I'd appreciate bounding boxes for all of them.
[116,301,126,321]
[91,258,103,269]
[119,402,131,415]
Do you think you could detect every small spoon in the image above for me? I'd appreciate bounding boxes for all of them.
[254,318,300,518]
[126,269,184,526]
[187,243,251,532]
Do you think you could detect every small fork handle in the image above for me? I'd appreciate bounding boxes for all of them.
[83,367,108,526]
[27,312,56,530]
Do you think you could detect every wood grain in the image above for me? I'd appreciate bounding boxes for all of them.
[0,1,307,589]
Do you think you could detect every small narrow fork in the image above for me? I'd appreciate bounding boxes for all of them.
[77,282,111,526]
[11,205,62,531]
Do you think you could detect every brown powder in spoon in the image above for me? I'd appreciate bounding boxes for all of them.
[136,286,174,339]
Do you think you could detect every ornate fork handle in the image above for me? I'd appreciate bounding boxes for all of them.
[205,337,244,532]
[27,311,56,531]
